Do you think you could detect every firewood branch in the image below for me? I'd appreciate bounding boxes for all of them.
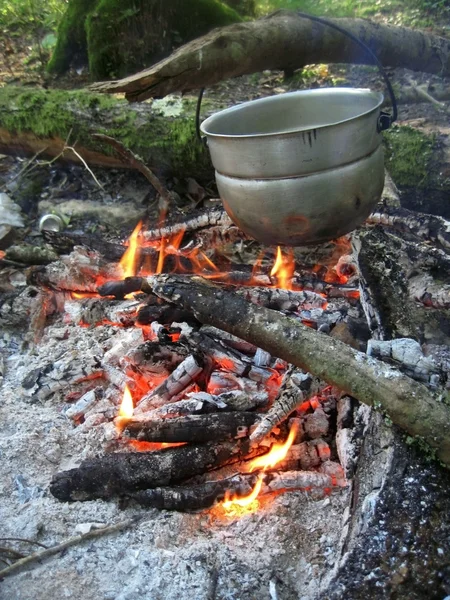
[148,274,450,468]
[0,519,136,579]
[89,12,450,101]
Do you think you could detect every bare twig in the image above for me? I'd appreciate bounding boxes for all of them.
[92,133,172,207]
[0,537,48,549]
[64,146,105,190]
[0,519,137,579]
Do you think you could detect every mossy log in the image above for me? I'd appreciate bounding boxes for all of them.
[0,86,214,181]
[90,11,450,100]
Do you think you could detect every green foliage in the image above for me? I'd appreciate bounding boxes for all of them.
[0,0,66,33]
[255,0,449,25]
[383,125,437,188]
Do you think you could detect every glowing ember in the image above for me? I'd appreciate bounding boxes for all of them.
[119,221,142,278]
[248,421,299,472]
[270,246,295,290]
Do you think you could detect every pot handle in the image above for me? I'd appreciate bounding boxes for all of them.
[196,11,398,142]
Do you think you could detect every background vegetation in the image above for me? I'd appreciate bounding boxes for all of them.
[0,0,448,80]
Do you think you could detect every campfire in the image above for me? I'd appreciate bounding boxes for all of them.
[22,207,366,515]
[4,184,450,525]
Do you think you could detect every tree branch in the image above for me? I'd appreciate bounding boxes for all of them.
[89,12,450,101]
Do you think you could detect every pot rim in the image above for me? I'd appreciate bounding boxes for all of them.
[200,87,384,139]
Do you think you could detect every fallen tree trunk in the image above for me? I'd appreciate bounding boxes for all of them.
[147,274,450,467]
[90,11,450,100]
[0,86,212,180]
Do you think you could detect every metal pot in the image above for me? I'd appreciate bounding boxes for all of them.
[200,88,386,246]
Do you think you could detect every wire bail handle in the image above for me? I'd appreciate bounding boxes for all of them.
[196,11,397,142]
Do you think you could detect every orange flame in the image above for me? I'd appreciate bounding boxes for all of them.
[221,474,264,515]
[248,421,299,472]
[119,384,134,418]
[270,246,295,290]
[115,384,134,434]
[119,221,142,278]
[71,291,101,299]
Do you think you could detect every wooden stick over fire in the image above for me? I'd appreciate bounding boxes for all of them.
[147,274,450,468]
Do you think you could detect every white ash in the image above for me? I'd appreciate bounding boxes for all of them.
[0,315,350,600]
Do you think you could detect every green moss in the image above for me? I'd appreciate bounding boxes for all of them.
[0,86,120,142]
[383,125,437,189]
[49,0,241,80]
[0,86,212,180]
[47,0,94,75]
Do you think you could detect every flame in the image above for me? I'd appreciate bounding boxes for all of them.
[115,384,134,434]
[270,247,295,290]
[71,291,101,299]
[119,221,142,278]
[119,384,134,418]
[248,421,299,472]
[221,474,264,515]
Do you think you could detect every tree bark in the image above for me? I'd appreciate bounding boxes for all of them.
[90,11,450,101]
[146,274,450,468]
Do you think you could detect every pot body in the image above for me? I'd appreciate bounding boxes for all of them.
[216,146,385,247]
[201,88,386,245]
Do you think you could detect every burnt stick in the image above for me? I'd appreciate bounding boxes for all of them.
[50,441,251,502]
[123,412,259,443]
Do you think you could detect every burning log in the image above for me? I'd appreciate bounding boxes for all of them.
[250,367,323,443]
[122,412,259,443]
[50,441,252,502]
[147,274,450,467]
[127,469,344,512]
[97,277,152,299]
[138,388,267,419]
[135,354,203,412]
[127,474,259,511]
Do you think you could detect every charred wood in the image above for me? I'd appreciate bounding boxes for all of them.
[367,207,450,252]
[135,354,203,412]
[97,277,152,299]
[250,367,323,443]
[355,227,450,344]
[236,286,327,312]
[147,274,450,467]
[367,338,444,387]
[127,473,258,511]
[142,207,232,241]
[123,412,259,443]
[50,441,251,502]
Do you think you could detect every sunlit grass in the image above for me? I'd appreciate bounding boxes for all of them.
[254,0,450,25]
